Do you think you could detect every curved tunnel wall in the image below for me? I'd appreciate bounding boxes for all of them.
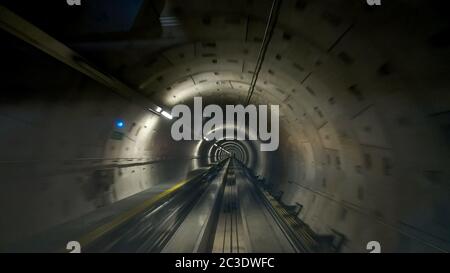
[0,0,449,252]
[0,35,205,244]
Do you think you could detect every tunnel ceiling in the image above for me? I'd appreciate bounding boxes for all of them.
[63,0,450,145]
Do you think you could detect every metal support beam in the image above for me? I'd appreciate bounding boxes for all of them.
[0,5,158,111]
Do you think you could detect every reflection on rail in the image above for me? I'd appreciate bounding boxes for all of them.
[5,158,339,253]
[82,158,339,253]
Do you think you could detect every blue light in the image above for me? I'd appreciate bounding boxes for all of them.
[115,120,125,128]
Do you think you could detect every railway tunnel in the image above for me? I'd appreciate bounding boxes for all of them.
[0,0,449,253]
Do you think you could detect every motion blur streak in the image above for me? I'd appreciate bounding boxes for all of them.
[0,0,449,253]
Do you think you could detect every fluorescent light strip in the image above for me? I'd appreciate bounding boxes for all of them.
[161,111,173,120]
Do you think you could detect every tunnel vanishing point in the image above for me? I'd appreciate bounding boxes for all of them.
[0,0,449,253]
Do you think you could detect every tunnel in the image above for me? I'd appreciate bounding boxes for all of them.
[0,0,449,253]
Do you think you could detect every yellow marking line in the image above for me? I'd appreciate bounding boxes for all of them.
[73,170,211,250]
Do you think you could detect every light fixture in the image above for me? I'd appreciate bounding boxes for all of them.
[155,106,162,113]
[161,111,173,120]
[115,119,125,128]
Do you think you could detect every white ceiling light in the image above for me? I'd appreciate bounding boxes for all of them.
[161,111,173,120]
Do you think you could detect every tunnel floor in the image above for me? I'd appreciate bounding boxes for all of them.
[5,159,335,253]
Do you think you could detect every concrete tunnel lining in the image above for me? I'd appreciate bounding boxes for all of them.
[0,0,449,253]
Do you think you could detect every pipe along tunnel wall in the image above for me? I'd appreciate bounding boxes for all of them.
[0,0,449,252]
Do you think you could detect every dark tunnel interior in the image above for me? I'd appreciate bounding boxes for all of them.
[0,0,449,253]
